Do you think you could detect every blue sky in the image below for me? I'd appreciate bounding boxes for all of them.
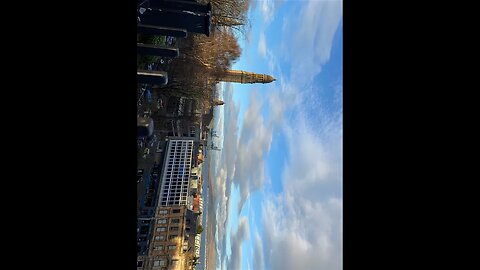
[211,1,343,269]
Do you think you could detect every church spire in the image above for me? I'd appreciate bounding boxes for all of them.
[218,70,276,84]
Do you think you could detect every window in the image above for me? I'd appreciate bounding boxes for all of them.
[168,245,176,250]
[172,209,181,214]
[154,235,165,241]
[171,260,179,267]
[171,219,180,223]
[157,227,167,232]
[157,219,167,224]
[139,226,149,235]
[160,260,167,267]
[170,226,179,231]
[137,260,143,267]
[153,260,160,267]
[168,235,178,240]
[154,245,164,251]
[158,209,168,215]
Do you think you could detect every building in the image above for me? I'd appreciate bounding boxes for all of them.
[137,205,200,270]
[189,166,201,195]
[138,137,204,270]
[159,139,195,206]
[143,206,188,270]
[192,195,203,214]
[153,96,203,140]
[218,70,276,84]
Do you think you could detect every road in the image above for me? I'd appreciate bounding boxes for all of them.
[137,131,167,214]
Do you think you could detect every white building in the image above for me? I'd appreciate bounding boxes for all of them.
[159,139,194,206]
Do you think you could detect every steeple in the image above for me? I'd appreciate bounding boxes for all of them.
[218,70,276,84]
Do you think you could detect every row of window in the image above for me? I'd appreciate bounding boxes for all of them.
[161,201,187,206]
[164,177,189,181]
[152,259,179,267]
[166,169,191,174]
[167,155,192,159]
[170,141,193,146]
[168,149,192,153]
[169,148,193,153]
[165,174,191,177]
[170,140,193,144]
[164,177,190,181]
[157,209,181,215]
[166,166,191,171]
[163,189,188,194]
[161,195,187,200]
[167,154,192,159]
[162,192,187,196]
[168,152,192,157]
[157,218,181,224]
[164,174,190,178]
[163,181,189,184]
[162,185,188,192]
[163,183,188,187]
[163,181,189,185]
[163,185,189,190]
[162,193,188,198]
[166,167,191,170]
[168,156,192,159]
[160,198,188,204]
[154,234,179,242]
[168,148,193,153]
[163,186,188,190]
[163,183,188,188]
[155,226,179,232]
[167,161,192,165]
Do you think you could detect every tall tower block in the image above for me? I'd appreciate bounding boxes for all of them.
[219,70,276,84]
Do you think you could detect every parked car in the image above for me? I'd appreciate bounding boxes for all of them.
[156,142,164,153]
[137,116,154,138]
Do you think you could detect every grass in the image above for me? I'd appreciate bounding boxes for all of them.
[137,35,168,69]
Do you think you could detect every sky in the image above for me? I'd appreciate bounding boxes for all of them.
[210,1,343,269]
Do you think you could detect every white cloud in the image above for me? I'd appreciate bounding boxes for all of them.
[284,0,342,85]
[252,232,265,270]
[266,76,302,125]
[214,168,228,264]
[227,217,250,270]
[263,197,342,270]
[258,31,267,58]
[260,0,275,24]
[261,116,343,270]
[233,92,273,212]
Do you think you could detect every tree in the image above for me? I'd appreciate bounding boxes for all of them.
[203,0,251,37]
[159,30,241,104]
[152,1,246,105]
